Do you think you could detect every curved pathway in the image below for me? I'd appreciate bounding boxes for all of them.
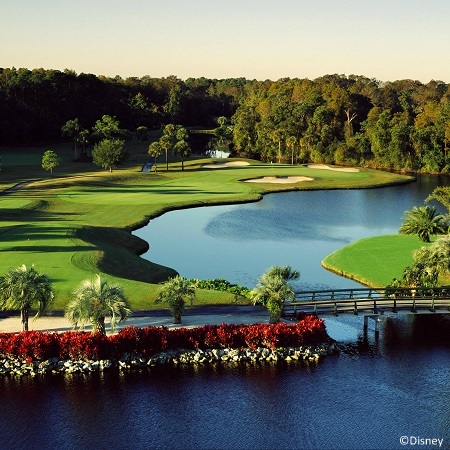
[0,306,270,333]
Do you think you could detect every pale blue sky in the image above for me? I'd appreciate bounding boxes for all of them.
[2,0,450,82]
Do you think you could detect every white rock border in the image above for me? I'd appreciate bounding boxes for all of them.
[0,343,339,376]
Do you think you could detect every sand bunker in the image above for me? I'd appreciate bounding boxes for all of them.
[244,176,313,184]
[307,164,359,173]
[201,161,251,169]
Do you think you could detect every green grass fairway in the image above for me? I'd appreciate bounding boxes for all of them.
[0,142,414,308]
[322,235,430,287]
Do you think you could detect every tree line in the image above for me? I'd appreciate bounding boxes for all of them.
[231,76,450,173]
[1,68,450,173]
[0,67,243,145]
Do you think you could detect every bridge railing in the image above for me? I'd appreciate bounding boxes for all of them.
[293,287,450,302]
[283,286,450,318]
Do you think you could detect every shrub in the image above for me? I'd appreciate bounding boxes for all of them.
[58,331,112,360]
[0,331,59,361]
[188,278,251,299]
[0,316,327,361]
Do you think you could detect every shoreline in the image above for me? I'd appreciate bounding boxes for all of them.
[0,162,415,307]
[0,343,339,377]
[128,170,415,274]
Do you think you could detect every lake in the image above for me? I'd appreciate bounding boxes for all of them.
[134,174,446,290]
[1,175,449,450]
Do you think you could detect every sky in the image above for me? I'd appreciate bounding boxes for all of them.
[2,0,450,83]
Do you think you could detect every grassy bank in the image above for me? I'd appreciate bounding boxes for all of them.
[321,234,430,287]
[0,141,414,308]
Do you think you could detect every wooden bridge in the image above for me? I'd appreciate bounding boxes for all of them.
[282,287,450,335]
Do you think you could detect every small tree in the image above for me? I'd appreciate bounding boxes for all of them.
[0,265,54,331]
[92,138,128,172]
[65,275,131,335]
[75,129,91,160]
[250,266,298,323]
[92,115,122,140]
[42,150,60,174]
[61,118,83,159]
[155,276,196,324]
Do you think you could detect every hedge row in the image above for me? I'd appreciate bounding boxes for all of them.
[0,316,327,362]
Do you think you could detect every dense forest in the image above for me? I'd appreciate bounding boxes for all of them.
[1,67,450,173]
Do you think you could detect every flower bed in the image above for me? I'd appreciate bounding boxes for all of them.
[0,317,336,376]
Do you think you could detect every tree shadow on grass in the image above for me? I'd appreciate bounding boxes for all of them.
[0,225,80,241]
[65,186,235,195]
[0,244,94,253]
[74,225,177,284]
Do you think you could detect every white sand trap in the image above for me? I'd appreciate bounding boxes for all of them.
[202,161,251,169]
[244,176,313,184]
[307,164,359,172]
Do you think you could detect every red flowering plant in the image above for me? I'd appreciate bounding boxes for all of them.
[0,316,328,363]
[111,326,168,357]
[58,331,112,361]
[0,331,59,361]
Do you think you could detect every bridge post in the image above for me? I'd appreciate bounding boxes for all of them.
[364,316,368,333]
[374,316,380,337]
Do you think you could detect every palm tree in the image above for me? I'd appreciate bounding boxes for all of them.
[65,275,131,335]
[148,141,162,173]
[173,139,191,171]
[402,263,439,289]
[0,265,54,331]
[155,276,195,324]
[414,234,450,277]
[263,265,300,282]
[250,266,298,323]
[399,205,447,242]
[286,135,297,165]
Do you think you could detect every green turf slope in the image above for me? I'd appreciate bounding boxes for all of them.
[322,234,429,287]
[0,141,415,307]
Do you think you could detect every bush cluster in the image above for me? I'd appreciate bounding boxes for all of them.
[188,278,251,298]
[0,316,327,362]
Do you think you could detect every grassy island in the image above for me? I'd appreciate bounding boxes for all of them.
[321,234,431,287]
[0,142,414,308]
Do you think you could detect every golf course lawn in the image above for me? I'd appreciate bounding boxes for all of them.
[0,141,414,309]
[321,234,432,287]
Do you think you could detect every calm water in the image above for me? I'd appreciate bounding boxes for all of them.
[1,175,449,450]
[134,174,446,290]
[0,316,448,450]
